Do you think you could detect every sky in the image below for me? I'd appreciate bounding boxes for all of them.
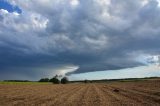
[0,0,160,81]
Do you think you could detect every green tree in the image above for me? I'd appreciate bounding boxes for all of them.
[61,77,69,84]
[49,75,60,84]
[84,79,89,83]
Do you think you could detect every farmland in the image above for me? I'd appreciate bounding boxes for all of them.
[0,79,160,106]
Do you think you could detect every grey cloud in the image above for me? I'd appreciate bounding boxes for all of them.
[0,0,160,80]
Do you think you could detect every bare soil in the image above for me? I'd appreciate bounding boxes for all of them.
[0,79,160,106]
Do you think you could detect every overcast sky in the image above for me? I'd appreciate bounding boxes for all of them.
[0,0,160,80]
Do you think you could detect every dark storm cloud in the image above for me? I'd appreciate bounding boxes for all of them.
[0,0,160,80]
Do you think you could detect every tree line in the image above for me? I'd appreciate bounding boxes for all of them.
[39,75,69,84]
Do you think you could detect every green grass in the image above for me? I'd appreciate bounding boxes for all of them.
[0,81,51,85]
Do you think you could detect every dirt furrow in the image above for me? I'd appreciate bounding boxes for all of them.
[4,84,79,106]
[61,84,89,106]
[107,85,160,105]
[131,87,160,97]
[83,84,107,106]
[49,84,83,106]
[76,84,91,106]
[75,84,103,106]
[98,84,145,106]
[92,84,114,106]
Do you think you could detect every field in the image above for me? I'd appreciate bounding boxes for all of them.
[0,79,160,106]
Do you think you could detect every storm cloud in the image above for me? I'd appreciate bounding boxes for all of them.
[0,0,160,80]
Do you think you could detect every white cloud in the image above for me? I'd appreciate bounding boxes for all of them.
[157,0,160,6]
[70,0,79,7]
[54,65,79,76]
[0,9,9,14]
[30,13,49,30]
[142,0,149,6]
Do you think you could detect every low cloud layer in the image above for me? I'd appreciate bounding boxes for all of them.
[0,0,160,80]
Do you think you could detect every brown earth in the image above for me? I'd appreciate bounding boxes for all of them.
[0,79,160,106]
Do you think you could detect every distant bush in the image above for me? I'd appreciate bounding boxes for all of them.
[84,79,90,83]
[39,78,49,82]
[61,77,69,84]
[49,75,60,84]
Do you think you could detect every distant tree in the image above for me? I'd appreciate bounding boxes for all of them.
[61,77,69,84]
[49,75,60,84]
[84,79,89,83]
[39,78,49,82]
[90,80,93,83]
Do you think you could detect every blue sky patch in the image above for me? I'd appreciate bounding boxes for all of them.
[0,0,22,13]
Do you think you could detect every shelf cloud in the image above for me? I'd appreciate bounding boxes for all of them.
[0,0,160,80]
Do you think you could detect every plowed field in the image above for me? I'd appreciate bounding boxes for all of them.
[0,79,160,106]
